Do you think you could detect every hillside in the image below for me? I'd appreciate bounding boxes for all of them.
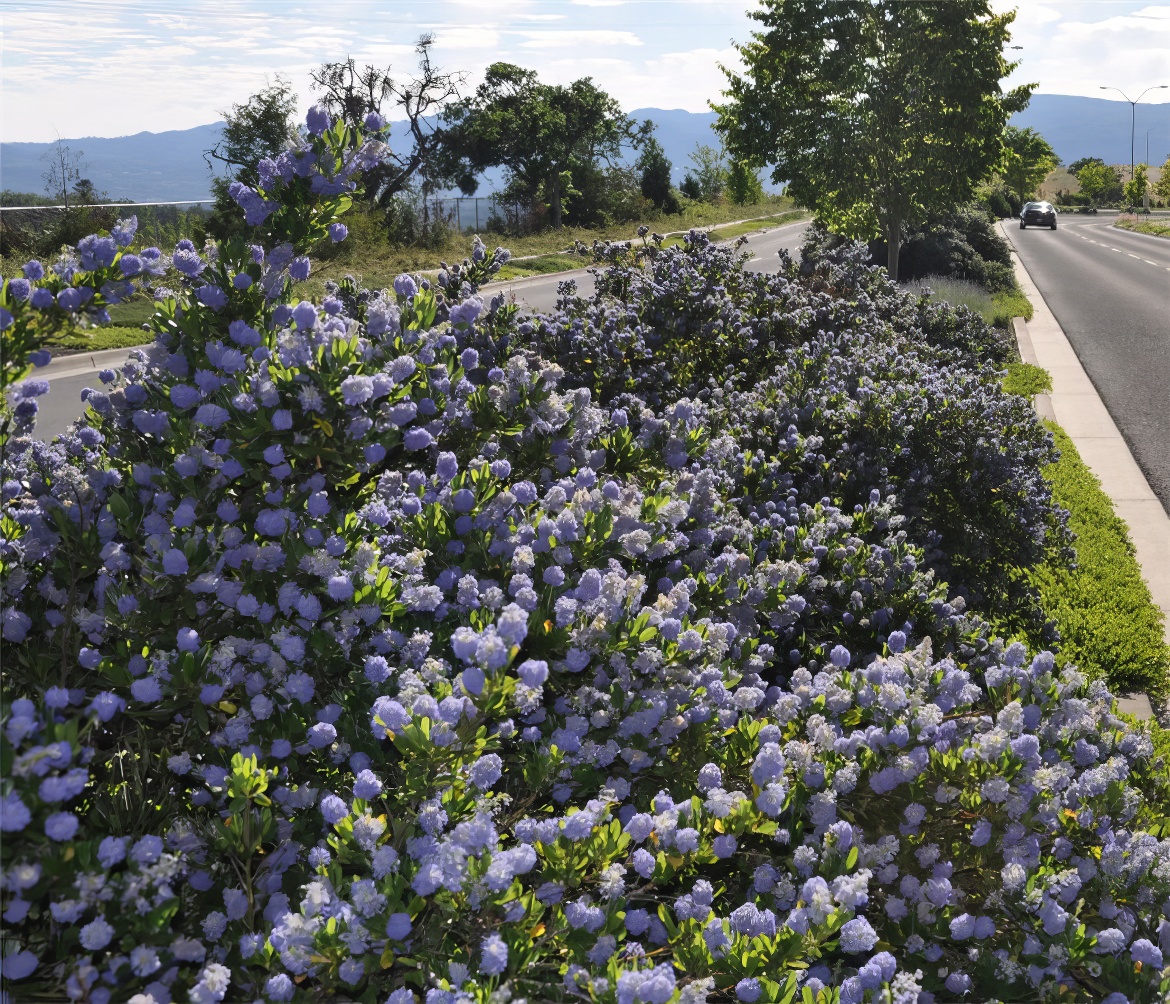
[1011,94,1170,168]
[1,124,230,204]
[3,95,1166,205]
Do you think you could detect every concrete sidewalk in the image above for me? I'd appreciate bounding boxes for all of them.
[1004,227,1170,719]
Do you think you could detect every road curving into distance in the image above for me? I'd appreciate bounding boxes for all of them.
[30,220,814,441]
[1002,215,1170,514]
[33,212,1168,509]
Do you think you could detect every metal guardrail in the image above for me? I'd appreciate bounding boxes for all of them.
[0,200,215,212]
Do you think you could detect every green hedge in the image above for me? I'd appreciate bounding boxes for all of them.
[1031,423,1170,701]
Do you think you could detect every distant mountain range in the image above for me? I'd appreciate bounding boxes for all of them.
[3,96,1167,205]
[1012,94,1170,168]
[0,109,725,204]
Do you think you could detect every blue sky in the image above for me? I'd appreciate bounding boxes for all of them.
[1,0,1168,143]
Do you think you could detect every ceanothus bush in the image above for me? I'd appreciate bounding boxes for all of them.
[2,107,1169,1004]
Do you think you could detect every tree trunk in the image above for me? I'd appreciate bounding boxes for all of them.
[549,175,563,230]
[885,213,901,280]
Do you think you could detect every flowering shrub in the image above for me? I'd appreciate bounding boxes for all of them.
[3,107,1170,1004]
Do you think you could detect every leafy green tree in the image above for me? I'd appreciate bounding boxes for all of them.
[716,0,1032,278]
[1069,156,1106,175]
[680,144,727,202]
[636,136,677,212]
[204,77,299,240]
[1154,157,1170,205]
[1076,161,1120,207]
[441,63,642,229]
[1123,163,1149,208]
[726,160,765,205]
[1002,126,1058,205]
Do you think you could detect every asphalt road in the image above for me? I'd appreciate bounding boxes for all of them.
[1002,215,1170,513]
[29,220,813,441]
[493,218,811,312]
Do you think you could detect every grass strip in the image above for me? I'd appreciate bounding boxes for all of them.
[1114,217,1170,239]
[1029,422,1170,701]
[305,202,807,295]
[50,326,154,353]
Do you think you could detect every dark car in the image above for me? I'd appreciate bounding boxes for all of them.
[1020,201,1057,229]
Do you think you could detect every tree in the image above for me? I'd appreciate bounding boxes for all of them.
[71,179,106,206]
[204,76,298,239]
[681,144,727,202]
[1153,157,1170,205]
[1001,126,1058,206]
[40,140,86,211]
[311,36,467,207]
[726,160,765,205]
[715,1,1032,278]
[1076,161,1119,207]
[1069,156,1106,175]
[1123,163,1149,208]
[441,63,643,229]
[637,136,677,212]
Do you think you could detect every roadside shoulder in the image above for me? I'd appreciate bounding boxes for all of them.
[1110,221,1170,244]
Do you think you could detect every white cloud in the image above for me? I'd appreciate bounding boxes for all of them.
[518,29,643,48]
[4,0,1167,144]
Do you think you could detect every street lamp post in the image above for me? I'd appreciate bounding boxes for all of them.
[1099,84,1169,184]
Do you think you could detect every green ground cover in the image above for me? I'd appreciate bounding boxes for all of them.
[1029,422,1170,701]
[1002,361,1052,397]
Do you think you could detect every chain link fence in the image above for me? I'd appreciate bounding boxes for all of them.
[418,195,544,236]
[0,193,543,262]
[0,200,213,260]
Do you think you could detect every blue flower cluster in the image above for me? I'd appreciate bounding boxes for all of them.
[2,109,1169,1004]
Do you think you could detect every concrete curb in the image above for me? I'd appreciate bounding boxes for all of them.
[1002,223,1170,722]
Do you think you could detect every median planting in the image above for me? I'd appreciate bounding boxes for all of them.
[3,109,1170,1004]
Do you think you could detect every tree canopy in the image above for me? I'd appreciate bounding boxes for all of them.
[680,144,727,202]
[1075,161,1120,206]
[1002,126,1058,204]
[1123,163,1149,208]
[204,77,299,240]
[715,0,1032,277]
[311,37,466,207]
[441,63,643,228]
[636,136,676,213]
[1154,157,1170,205]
